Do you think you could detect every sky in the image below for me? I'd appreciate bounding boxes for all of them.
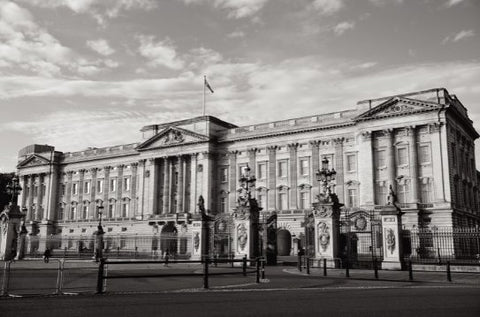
[0,0,479,172]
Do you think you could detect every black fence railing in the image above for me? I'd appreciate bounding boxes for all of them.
[402,227,480,265]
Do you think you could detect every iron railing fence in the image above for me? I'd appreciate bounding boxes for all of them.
[403,227,480,265]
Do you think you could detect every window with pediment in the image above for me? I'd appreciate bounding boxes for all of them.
[121,198,130,218]
[277,186,289,210]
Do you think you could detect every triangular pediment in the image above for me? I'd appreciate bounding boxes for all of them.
[355,97,441,121]
[136,126,209,151]
[17,154,51,168]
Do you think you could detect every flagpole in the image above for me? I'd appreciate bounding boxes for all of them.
[203,75,206,116]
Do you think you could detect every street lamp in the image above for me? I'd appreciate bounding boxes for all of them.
[97,205,105,234]
[238,164,256,201]
[316,157,337,196]
[6,176,22,205]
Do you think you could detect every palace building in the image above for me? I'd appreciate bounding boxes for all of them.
[15,88,480,256]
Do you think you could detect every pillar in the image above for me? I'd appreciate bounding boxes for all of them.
[311,201,340,267]
[381,205,404,270]
[66,171,73,220]
[163,157,170,214]
[190,154,198,213]
[27,175,34,220]
[176,156,184,214]
[385,129,397,194]
[358,132,374,206]
[131,163,138,216]
[333,138,345,204]
[116,164,124,218]
[310,141,320,195]
[267,146,277,211]
[137,160,146,218]
[228,151,238,212]
[408,126,419,203]
[288,143,299,209]
[89,168,97,219]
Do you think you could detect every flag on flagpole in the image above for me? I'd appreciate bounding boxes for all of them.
[204,76,214,93]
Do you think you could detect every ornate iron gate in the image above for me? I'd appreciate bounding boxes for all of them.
[339,208,383,268]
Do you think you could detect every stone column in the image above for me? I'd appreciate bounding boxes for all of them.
[228,151,238,212]
[169,158,174,213]
[385,129,397,194]
[78,169,85,220]
[311,202,340,267]
[190,154,198,213]
[333,138,345,204]
[310,141,320,195]
[181,158,187,213]
[18,175,26,208]
[381,205,404,270]
[45,169,58,222]
[65,172,73,220]
[27,175,34,220]
[176,156,184,214]
[163,157,170,214]
[288,143,299,209]
[248,148,257,175]
[358,132,374,206]
[408,126,419,204]
[200,152,212,211]
[267,146,277,211]
[137,160,146,218]
[131,163,138,216]
[89,168,97,219]
[35,174,43,221]
[116,164,124,218]
[103,166,111,213]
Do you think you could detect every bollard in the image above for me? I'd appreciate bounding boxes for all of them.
[64,246,67,259]
[231,254,234,268]
[256,258,260,283]
[323,258,327,276]
[1,261,12,297]
[297,255,302,272]
[345,257,350,278]
[261,259,266,280]
[96,258,105,294]
[408,260,413,281]
[242,256,247,276]
[203,256,209,289]
[55,259,65,295]
[306,257,310,275]
[446,261,452,282]
[373,258,378,279]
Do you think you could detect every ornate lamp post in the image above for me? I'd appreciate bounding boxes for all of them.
[316,157,337,199]
[6,176,22,206]
[238,165,257,204]
[95,205,105,261]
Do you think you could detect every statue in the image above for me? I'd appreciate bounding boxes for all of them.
[387,185,397,206]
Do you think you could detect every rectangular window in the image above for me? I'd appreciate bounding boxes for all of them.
[420,180,433,203]
[97,180,103,193]
[110,179,116,192]
[346,154,356,172]
[108,203,115,218]
[258,163,267,180]
[84,181,90,194]
[61,184,66,196]
[58,206,64,220]
[220,197,227,213]
[220,167,228,183]
[300,158,310,176]
[123,177,130,191]
[397,147,408,166]
[278,160,288,178]
[72,183,78,195]
[82,205,88,219]
[71,206,77,219]
[278,192,288,210]
[419,145,431,164]
[258,192,267,210]
[398,181,410,204]
[122,203,129,218]
[376,150,386,168]
[375,183,387,205]
[299,192,310,209]
[347,188,358,207]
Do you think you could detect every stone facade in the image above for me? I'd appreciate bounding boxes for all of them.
[15,88,480,255]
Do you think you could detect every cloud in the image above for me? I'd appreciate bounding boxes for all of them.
[333,21,355,36]
[137,35,185,70]
[182,0,269,19]
[227,30,246,38]
[87,39,115,56]
[17,0,157,26]
[368,0,404,6]
[445,0,465,7]
[311,0,344,15]
[442,29,475,44]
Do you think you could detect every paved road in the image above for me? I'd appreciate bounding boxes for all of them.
[2,286,479,317]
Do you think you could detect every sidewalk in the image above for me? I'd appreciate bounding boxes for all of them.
[284,266,480,285]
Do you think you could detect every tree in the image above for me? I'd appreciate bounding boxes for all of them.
[0,172,15,211]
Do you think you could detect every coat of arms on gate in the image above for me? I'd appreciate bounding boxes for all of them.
[386,228,395,254]
[237,223,248,252]
[194,232,200,252]
[317,222,330,252]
